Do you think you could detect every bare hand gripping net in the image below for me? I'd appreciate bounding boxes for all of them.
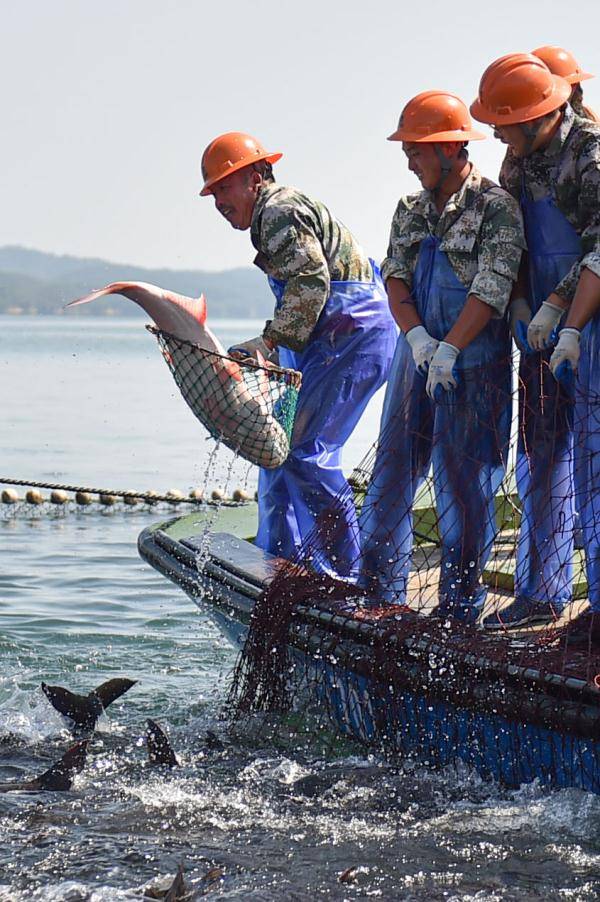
[229,354,600,790]
[150,327,301,469]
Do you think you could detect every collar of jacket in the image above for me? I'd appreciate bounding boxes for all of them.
[407,164,484,223]
[250,183,286,249]
[535,103,576,162]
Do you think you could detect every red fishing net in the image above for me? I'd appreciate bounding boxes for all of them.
[229,353,600,780]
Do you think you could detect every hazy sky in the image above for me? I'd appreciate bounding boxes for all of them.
[2,0,599,272]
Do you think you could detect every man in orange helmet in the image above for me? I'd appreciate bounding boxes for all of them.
[359,92,524,622]
[471,53,600,640]
[199,132,397,577]
[532,45,599,123]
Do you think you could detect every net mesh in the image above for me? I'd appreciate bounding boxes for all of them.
[228,352,600,784]
[149,326,301,469]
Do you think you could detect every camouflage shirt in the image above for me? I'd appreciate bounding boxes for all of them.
[381,165,525,316]
[499,104,600,302]
[250,183,372,351]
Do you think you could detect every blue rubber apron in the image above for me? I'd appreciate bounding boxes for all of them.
[574,277,600,610]
[255,260,397,578]
[359,234,511,621]
[515,187,580,608]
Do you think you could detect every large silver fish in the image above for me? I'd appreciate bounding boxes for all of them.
[66,282,294,469]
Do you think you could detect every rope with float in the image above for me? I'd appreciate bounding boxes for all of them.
[0,476,254,507]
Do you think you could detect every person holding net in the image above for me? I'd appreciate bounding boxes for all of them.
[471,53,600,637]
[359,91,524,622]
[200,132,397,577]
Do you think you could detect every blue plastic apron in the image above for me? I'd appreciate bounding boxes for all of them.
[359,235,511,621]
[515,189,580,608]
[255,260,397,578]
[574,286,600,610]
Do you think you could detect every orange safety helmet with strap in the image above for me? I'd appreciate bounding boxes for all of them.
[470,53,571,125]
[532,45,593,84]
[200,132,282,196]
[388,91,485,142]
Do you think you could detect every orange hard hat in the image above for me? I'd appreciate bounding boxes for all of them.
[532,45,593,84]
[388,91,485,142]
[470,53,572,125]
[200,132,282,196]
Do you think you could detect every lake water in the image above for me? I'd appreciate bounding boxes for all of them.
[1,315,600,900]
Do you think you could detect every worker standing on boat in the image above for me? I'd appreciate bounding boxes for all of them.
[199,132,397,577]
[359,92,524,621]
[471,53,600,639]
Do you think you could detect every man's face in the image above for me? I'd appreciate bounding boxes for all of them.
[494,112,559,158]
[211,167,260,230]
[402,142,441,190]
[493,124,531,157]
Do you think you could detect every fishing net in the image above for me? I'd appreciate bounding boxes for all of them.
[149,326,301,469]
[228,351,600,789]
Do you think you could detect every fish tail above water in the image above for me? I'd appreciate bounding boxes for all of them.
[165,862,188,901]
[42,678,137,730]
[146,719,179,768]
[32,739,89,791]
[0,740,89,793]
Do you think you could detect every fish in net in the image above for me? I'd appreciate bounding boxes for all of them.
[228,352,600,788]
[66,281,301,469]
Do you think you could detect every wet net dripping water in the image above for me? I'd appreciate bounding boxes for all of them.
[151,326,301,470]
[228,352,600,791]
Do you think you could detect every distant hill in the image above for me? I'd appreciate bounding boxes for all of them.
[0,246,274,318]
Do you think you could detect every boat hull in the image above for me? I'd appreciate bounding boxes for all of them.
[138,512,600,794]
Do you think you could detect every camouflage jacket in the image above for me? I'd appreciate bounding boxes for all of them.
[570,92,600,123]
[499,104,600,302]
[250,183,372,351]
[381,165,525,316]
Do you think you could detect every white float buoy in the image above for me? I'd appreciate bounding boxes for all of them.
[189,488,204,502]
[26,489,44,504]
[211,488,224,501]
[98,494,118,506]
[123,494,139,506]
[1,488,20,504]
[232,488,251,502]
[75,491,93,505]
[50,490,68,505]
[145,491,159,505]
[166,489,185,503]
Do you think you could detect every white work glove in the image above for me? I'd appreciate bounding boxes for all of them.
[426,341,460,399]
[227,335,271,361]
[527,301,564,350]
[405,325,439,373]
[549,328,581,382]
[509,297,532,352]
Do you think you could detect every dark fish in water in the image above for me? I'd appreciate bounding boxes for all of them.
[164,862,188,901]
[338,866,359,884]
[146,719,179,768]
[204,729,224,751]
[0,740,88,792]
[144,862,188,900]
[42,678,137,731]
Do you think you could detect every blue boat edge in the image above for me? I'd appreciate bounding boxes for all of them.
[137,510,600,795]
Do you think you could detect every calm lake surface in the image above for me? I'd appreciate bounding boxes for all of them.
[1,315,600,900]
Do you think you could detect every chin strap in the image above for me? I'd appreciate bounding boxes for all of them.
[433,144,453,193]
[519,120,543,156]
